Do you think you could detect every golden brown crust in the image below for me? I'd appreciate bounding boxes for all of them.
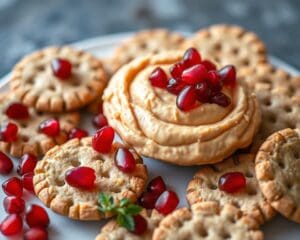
[153,202,264,240]
[33,138,148,221]
[10,46,108,113]
[255,128,300,223]
[187,154,275,225]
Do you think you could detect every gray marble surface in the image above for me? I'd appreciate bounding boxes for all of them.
[0,0,299,76]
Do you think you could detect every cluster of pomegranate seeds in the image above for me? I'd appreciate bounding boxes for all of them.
[17,154,37,176]
[92,126,115,153]
[39,118,60,137]
[51,58,72,80]
[0,122,18,142]
[149,48,237,111]
[3,196,25,214]
[2,177,23,197]
[0,151,13,174]
[115,148,136,173]
[65,166,96,190]
[218,172,246,193]
[5,102,30,120]
[68,127,88,140]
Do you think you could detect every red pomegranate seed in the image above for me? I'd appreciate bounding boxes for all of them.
[201,60,217,71]
[98,103,103,114]
[147,176,166,196]
[182,64,208,85]
[24,227,48,240]
[17,154,37,176]
[115,148,136,173]
[210,92,231,107]
[68,128,88,140]
[130,215,147,235]
[0,122,18,142]
[5,102,29,120]
[22,172,35,192]
[149,67,168,89]
[39,118,60,137]
[51,58,72,80]
[25,204,50,228]
[139,191,159,209]
[2,177,23,197]
[155,190,179,215]
[195,81,211,103]
[182,48,201,67]
[207,71,222,92]
[219,65,237,87]
[166,78,186,95]
[0,214,23,236]
[170,62,185,80]
[0,151,13,174]
[176,86,197,111]
[218,172,246,193]
[65,166,96,189]
[3,196,25,214]
[92,114,108,129]
[92,126,114,153]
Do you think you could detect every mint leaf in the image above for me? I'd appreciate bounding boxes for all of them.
[117,214,135,231]
[125,204,142,215]
[119,198,130,207]
[98,193,115,213]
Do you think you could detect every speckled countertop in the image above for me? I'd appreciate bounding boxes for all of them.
[0,0,299,76]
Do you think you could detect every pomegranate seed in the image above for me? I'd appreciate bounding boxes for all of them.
[210,92,231,107]
[0,214,23,236]
[149,67,168,89]
[219,65,237,87]
[201,60,217,71]
[51,58,72,80]
[24,227,48,240]
[5,102,29,120]
[176,86,197,111]
[98,103,103,114]
[0,151,13,174]
[182,48,201,67]
[207,71,222,92]
[218,172,246,193]
[166,78,186,95]
[155,190,179,215]
[92,126,114,153]
[115,148,136,173]
[195,81,211,103]
[3,196,25,214]
[17,154,37,176]
[2,177,23,197]
[0,122,18,142]
[92,114,108,129]
[170,62,185,80]
[25,204,50,228]
[68,128,88,140]
[39,118,60,137]
[22,172,35,192]
[130,215,147,235]
[182,64,208,85]
[139,191,159,209]
[65,166,96,189]
[147,176,166,196]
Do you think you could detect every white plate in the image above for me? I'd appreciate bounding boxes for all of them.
[0,33,299,240]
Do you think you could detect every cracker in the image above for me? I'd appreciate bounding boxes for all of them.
[95,209,163,240]
[33,138,148,221]
[187,154,275,225]
[0,93,80,157]
[10,46,108,113]
[255,128,300,223]
[181,24,267,69]
[153,201,263,240]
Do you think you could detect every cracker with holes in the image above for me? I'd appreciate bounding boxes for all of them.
[0,93,80,157]
[239,64,300,151]
[153,201,263,240]
[10,46,108,113]
[109,29,185,72]
[95,209,163,240]
[186,154,275,225]
[181,24,267,69]
[255,128,300,223]
[33,138,148,220]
